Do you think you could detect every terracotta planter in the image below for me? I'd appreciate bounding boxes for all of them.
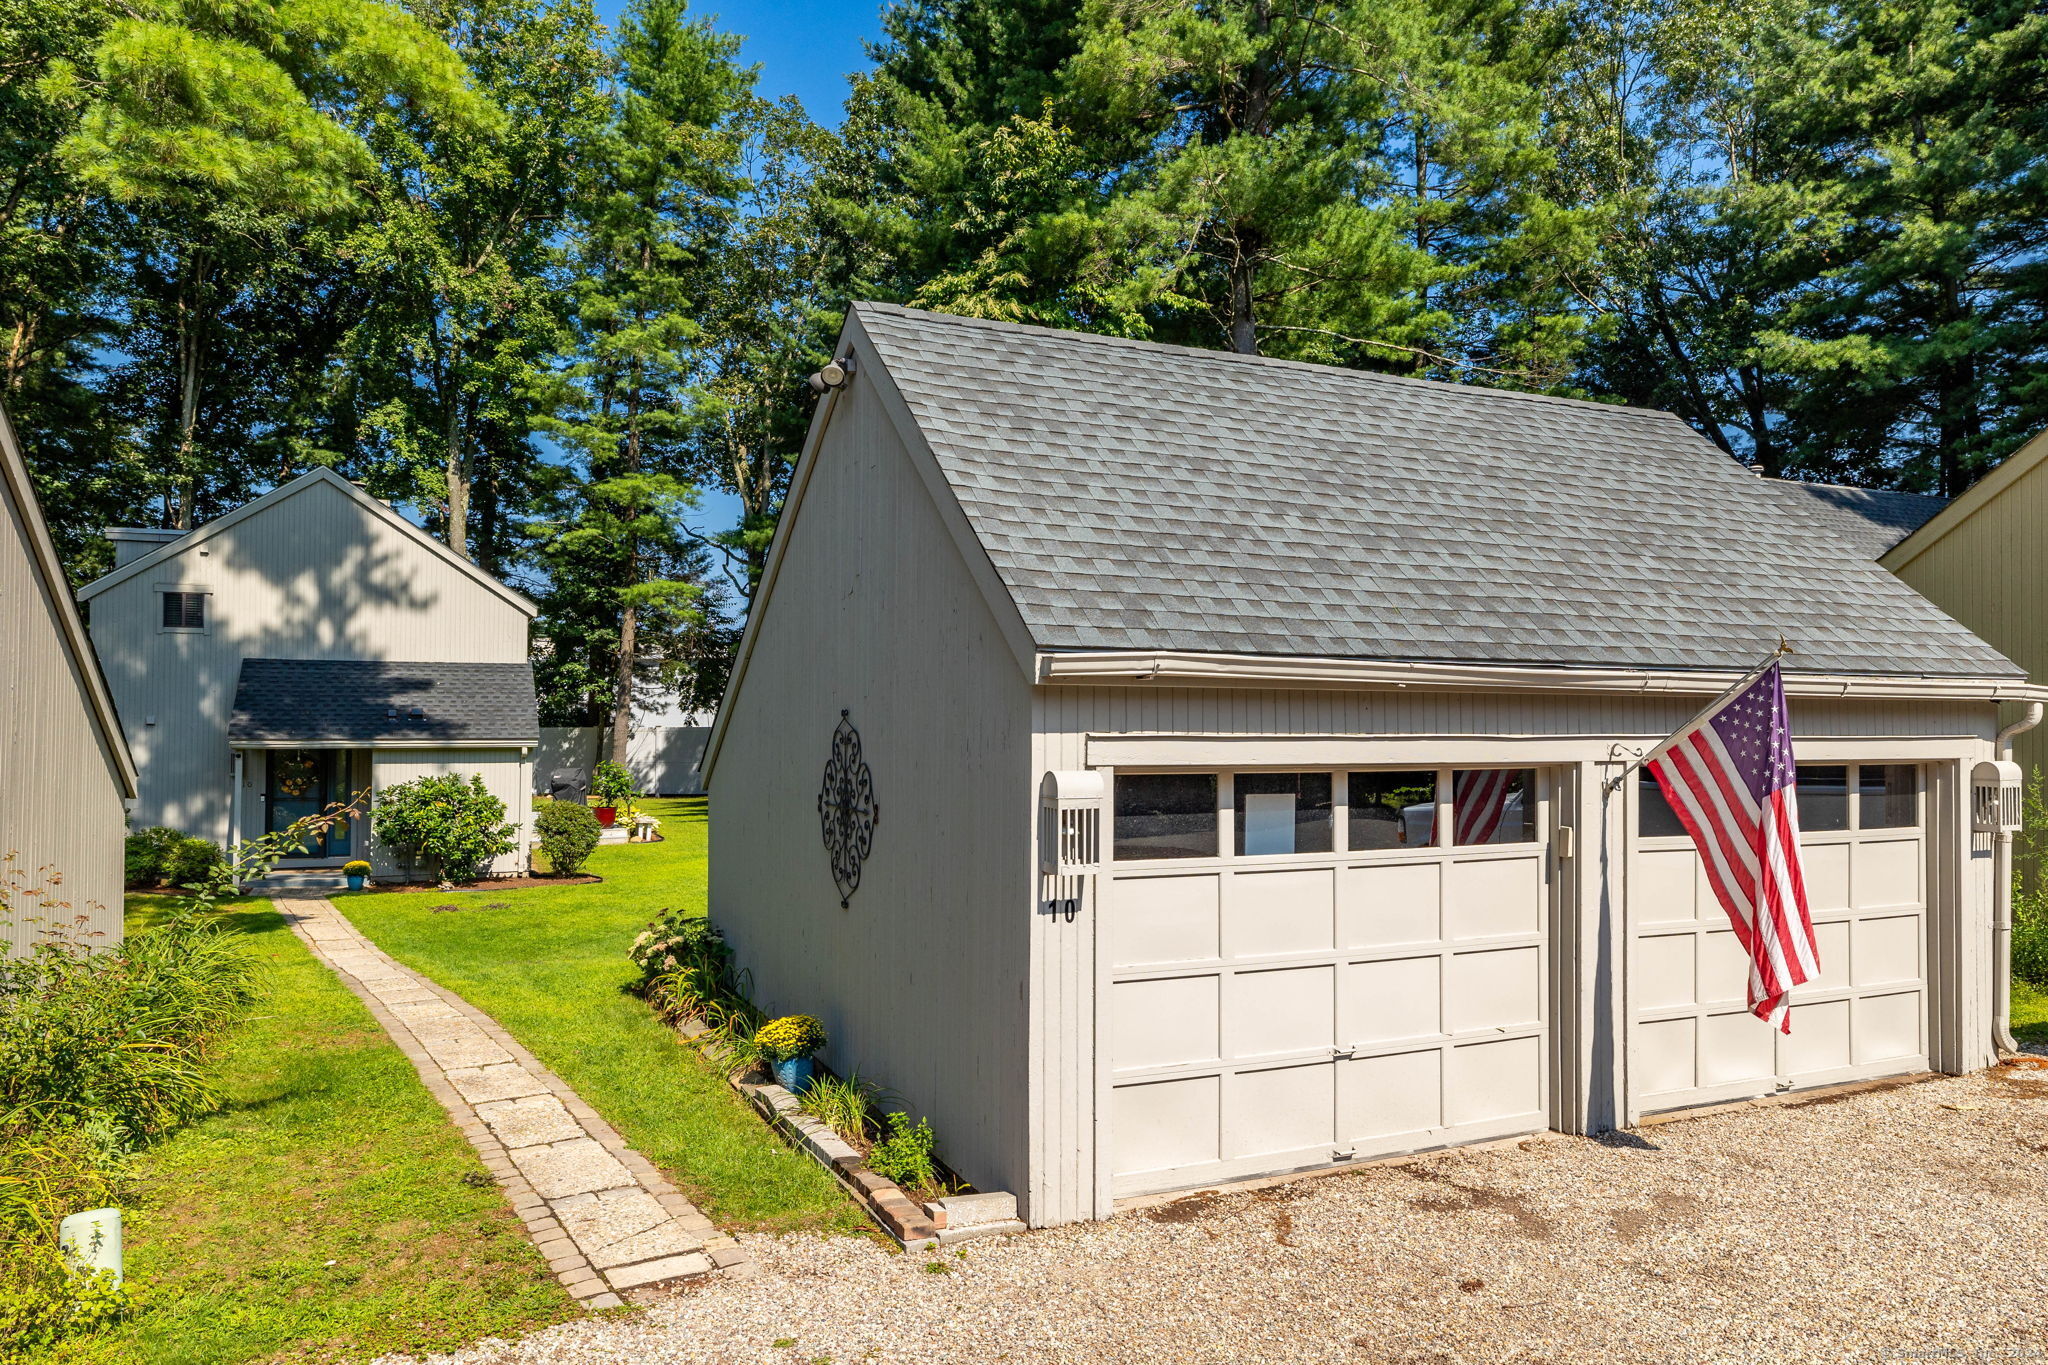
[595,806,617,827]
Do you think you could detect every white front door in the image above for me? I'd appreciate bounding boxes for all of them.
[1627,762,1928,1114]
[1106,767,1553,1199]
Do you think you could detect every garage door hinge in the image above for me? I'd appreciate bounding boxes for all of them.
[1333,1147,1357,1161]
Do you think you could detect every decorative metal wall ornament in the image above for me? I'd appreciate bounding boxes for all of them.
[817,710,878,908]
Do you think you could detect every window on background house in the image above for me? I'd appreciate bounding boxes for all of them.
[1858,764,1919,829]
[1233,772,1333,856]
[1451,769,1537,845]
[1113,773,1217,861]
[160,590,205,630]
[1796,765,1849,831]
[1348,771,1437,849]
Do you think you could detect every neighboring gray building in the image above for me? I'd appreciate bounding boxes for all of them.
[708,303,2041,1227]
[79,469,539,879]
[1,400,135,953]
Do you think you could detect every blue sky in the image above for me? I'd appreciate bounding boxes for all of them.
[598,0,881,129]
[592,0,884,544]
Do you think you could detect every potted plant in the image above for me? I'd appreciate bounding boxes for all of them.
[343,859,372,891]
[755,1014,826,1094]
[590,760,636,828]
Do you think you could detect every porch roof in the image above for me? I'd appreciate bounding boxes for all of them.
[229,659,539,746]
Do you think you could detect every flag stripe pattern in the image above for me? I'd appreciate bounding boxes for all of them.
[1453,769,1514,845]
[1644,663,1820,1033]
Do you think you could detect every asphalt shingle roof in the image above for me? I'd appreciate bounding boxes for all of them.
[1760,479,1946,559]
[229,659,539,744]
[851,303,2018,678]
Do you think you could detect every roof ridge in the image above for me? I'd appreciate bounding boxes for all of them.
[850,301,1686,423]
[1766,476,1944,500]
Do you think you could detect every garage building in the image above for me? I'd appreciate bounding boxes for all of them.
[706,304,2040,1227]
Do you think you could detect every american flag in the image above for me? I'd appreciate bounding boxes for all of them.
[1644,662,1820,1033]
[1453,769,1515,844]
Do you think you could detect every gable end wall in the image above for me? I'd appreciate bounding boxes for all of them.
[4,479,126,952]
[709,368,1033,1209]
[87,477,530,839]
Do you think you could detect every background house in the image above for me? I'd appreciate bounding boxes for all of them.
[1864,433,2048,801]
[78,469,539,880]
[708,304,2040,1227]
[1,400,135,952]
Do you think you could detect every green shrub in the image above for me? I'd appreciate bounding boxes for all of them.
[535,801,601,876]
[370,774,516,885]
[162,837,225,889]
[629,910,726,989]
[2015,885,2048,989]
[122,827,181,888]
[867,1112,937,1190]
[591,760,637,814]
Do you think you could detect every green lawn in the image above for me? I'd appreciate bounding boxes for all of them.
[339,797,864,1235]
[50,898,577,1365]
[2014,977,2048,1048]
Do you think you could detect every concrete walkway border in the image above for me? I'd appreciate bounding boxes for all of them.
[275,893,750,1308]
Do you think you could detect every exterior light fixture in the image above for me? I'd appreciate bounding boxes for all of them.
[806,352,857,395]
[1974,759,2023,833]
[1039,770,1104,922]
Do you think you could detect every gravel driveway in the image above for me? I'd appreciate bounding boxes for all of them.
[394,1064,2048,1365]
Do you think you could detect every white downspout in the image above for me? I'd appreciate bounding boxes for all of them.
[1994,701,2043,1054]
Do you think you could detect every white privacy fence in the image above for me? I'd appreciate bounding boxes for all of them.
[535,726,711,796]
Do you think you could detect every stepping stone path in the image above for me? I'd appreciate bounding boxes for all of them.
[276,893,748,1308]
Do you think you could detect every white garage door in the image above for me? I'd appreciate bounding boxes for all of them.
[1629,762,1927,1114]
[1107,767,1552,1199]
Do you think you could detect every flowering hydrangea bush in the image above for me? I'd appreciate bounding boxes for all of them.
[753,1014,826,1062]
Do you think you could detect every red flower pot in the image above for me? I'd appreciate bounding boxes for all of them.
[595,806,617,827]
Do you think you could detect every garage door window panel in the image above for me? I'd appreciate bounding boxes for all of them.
[1450,769,1538,845]
[1858,764,1919,830]
[1347,771,1438,850]
[1114,773,1219,861]
[1234,772,1333,856]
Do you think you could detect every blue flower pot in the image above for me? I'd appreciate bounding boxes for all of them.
[345,875,366,891]
[771,1056,814,1094]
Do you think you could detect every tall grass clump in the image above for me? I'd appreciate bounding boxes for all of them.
[1,917,262,1148]
[1,866,264,1358]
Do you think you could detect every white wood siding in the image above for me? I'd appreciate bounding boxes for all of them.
[709,368,1033,1209]
[85,476,529,842]
[3,471,128,953]
[1031,685,2001,1223]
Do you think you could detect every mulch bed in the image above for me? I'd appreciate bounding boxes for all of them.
[370,873,604,893]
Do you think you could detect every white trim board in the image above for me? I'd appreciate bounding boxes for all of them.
[1085,733,1990,769]
[1038,650,2043,703]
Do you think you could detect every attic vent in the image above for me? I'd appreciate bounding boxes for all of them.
[1039,771,1105,922]
[1974,760,2023,833]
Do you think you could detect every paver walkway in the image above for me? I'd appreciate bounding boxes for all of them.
[276,893,747,1308]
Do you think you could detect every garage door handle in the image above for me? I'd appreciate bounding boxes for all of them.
[1331,1045,1358,1059]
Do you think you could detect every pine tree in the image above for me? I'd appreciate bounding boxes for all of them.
[537,0,745,754]
[42,0,496,528]
[1759,0,2048,494]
